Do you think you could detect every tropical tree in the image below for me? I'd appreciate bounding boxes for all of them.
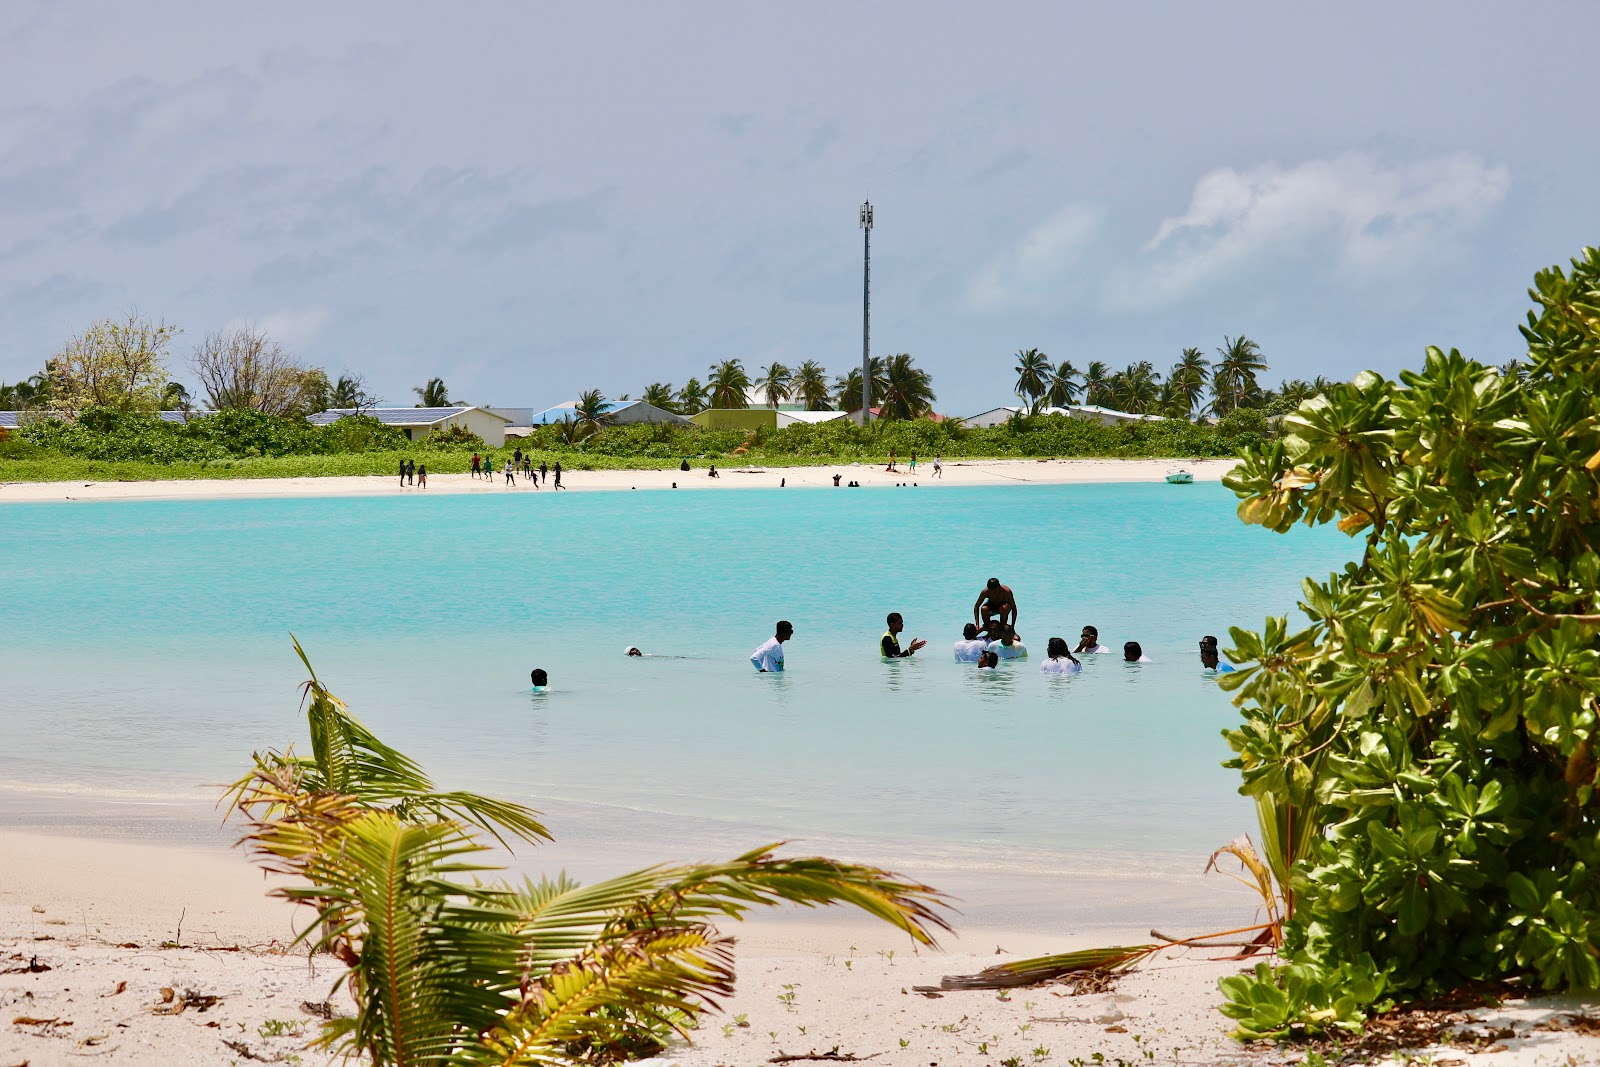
[877,353,936,420]
[676,377,709,414]
[414,377,452,407]
[1013,348,1050,408]
[1108,361,1160,414]
[833,357,887,413]
[754,361,792,408]
[791,360,832,411]
[1211,335,1268,416]
[332,373,380,412]
[640,382,678,413]
[160,381,193,412]
[191,325,326,416]
[49,312,178,415]
[1082,361,1111,407]
[1045,361,1081,409]
[706,360,751,409]
[573,389,610,430]
[228,641,951,1066]
[1166,347,1210,419]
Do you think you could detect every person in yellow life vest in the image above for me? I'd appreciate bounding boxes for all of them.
[880,612,928,658]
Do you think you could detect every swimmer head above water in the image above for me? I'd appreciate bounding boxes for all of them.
[530,668,549,689]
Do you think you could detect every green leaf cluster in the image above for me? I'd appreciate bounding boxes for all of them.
[1216,246,1600,1033]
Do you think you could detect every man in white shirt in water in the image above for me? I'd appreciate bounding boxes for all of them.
[1074,626,1113,654]
[750,621,793,672]
[988,624,1028,659]
[953,623,987,662]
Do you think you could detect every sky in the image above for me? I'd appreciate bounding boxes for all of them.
[1,1,1596,415]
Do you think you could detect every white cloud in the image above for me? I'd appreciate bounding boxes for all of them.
[965,204,1102,312]
[1134,153,1509,304]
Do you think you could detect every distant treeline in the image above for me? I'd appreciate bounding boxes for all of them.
[3,404,1269,470]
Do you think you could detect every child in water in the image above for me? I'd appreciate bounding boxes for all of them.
[530,668,549,691]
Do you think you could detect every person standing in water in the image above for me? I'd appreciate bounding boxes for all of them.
[1040,637,1082,673]
[750,620,793,672]
[880,612,928,658]
[953,623,987,662]
[1200,635,1235,672]
[530,668,549,690]
[1074,626,1112,654]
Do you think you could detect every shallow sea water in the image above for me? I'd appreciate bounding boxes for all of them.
[2,482,1354,924]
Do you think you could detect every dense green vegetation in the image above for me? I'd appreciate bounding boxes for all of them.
[0,406,1267,482]
[1210,245,1600,1037]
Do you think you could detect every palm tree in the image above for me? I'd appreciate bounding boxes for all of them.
[573,388,610,430]
[160,381,192,412]
[1109,361,1160,414]
[1013,348,1050,408]
[332,374,379,411]
[754,361,792,408]
[413,377,451,407]
[1045,361,1081,409]
[228,642,951,1067]
[1083,361,1111,407]
[706,360,752,409]
[878,353,936,420]
[1164,347,1210,419]
[833,357,887,413]
[1211,335,1268,416]
[791,360,832,411]
[640,382,678,413]
[677,377,709,414]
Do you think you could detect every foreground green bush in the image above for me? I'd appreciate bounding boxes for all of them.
[1217,245,1600,1035]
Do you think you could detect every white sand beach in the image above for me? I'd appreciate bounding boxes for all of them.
[5,828,1599,1067]
[0,457,1240,504]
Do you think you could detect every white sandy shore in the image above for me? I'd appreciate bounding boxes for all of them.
[5,830,1599,1067]
[0,457,1239,504]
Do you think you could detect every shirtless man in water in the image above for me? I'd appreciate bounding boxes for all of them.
[973,577,1018,630]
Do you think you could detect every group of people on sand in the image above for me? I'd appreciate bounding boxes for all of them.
[882,450,942,477]
[468,450,564,489]
[398,459,428,488]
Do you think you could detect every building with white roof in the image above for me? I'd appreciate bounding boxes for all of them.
[308,406,512,446]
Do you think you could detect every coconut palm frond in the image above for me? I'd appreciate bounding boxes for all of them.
[494,845,951,980]
[223,637,550,849]
[938,944,1159,990]
[271,812,504,1065]
[460,926,737,1067]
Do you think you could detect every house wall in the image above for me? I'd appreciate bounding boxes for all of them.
[688,409,777,431]
[407,408,508,445]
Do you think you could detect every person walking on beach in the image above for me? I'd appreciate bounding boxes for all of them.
[886,448,897,473]
[417,464,427,489]
[1040,637,1082,673]
[471,453,482,478]
[504,459,516,486]
[880,612,928,658]
[483,456,495,480]
[514,447,523,469]
[539,460,548,483]
[932,455,942,478]
[909,452,917,473]
[750,620,793,672]
[399,458,408,486]
[974,577,1018,630]
[553,461,564,489]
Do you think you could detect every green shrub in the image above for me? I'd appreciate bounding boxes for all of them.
[1217,245,1600,1030]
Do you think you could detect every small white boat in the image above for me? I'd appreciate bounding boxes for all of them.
[1165,469,1194,484]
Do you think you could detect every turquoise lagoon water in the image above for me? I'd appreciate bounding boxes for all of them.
[1,483,1354,921]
